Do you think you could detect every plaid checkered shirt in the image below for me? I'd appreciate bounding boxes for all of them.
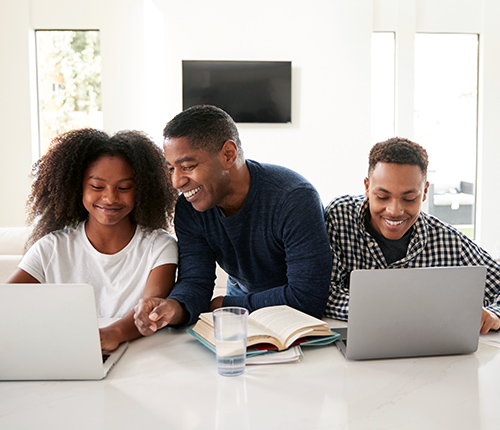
[324,194,500,321]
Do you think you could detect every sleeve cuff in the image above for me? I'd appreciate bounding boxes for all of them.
[486,305,500,320]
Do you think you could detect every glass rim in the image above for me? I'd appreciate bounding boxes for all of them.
[212,306,249,317]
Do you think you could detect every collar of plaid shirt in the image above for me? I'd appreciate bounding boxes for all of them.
[357,197,429,268]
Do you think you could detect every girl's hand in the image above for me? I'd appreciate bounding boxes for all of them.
[99,326,122,352]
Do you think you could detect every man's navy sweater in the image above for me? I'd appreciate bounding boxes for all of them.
[168,160,332,325]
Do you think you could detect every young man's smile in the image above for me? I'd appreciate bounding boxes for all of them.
[365,162,429,240]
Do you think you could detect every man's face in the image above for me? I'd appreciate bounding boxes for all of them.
[364,162,429,240]
[163,136,231,212]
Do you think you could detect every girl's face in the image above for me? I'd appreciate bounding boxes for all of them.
[82,155,136,228]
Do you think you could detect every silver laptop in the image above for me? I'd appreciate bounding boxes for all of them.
[334,266,486,360]
[0,284,128,380]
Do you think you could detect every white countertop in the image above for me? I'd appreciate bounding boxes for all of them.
[2,319,500,430]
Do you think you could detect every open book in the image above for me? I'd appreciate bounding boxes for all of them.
[187,305,339,355]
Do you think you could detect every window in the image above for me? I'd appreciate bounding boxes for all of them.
[371,32,479,238]
[35,30,103,156]
[371,32,395,144]
[414,33,479,238]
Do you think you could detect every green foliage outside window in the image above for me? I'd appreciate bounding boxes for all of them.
[37,30,102,154]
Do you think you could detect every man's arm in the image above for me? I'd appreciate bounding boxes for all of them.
[160,197,218,326]
[222,187,332,319]
[134,297,188,335]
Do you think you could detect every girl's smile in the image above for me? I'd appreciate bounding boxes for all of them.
[82,155,136,229]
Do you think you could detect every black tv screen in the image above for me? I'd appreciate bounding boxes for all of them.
[182,60,292,123]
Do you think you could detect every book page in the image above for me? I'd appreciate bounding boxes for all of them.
[249,306,327,347]
[245,346,303,365]
[197,312,280,348]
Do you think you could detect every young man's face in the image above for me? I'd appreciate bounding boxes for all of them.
[163,136,232,212]
[364,162,429,240]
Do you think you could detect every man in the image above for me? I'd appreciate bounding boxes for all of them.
[134,105,332,334]
[324,137,500,334]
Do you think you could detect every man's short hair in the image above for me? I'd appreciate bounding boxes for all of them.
[163,105,243,158]
[368,137,428,178]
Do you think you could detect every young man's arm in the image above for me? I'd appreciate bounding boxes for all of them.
[462,238,500,333]
[481,308,500,334]
[322,199,352,321]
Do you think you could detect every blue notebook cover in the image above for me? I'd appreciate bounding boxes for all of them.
[187,328,340,357]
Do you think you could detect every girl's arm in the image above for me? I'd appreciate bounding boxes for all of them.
[99,263,177,352]
[6,268,40,283]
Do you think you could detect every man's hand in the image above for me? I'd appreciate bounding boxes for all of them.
[480,308,500,334]
[134,298,186,336]
[209,296,224,312]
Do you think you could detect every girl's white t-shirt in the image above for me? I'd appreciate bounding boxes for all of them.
[19,222,178,318]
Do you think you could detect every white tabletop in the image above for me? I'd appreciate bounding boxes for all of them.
[2,319,500,430]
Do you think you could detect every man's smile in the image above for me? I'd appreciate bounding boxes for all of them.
[183,186,202,199]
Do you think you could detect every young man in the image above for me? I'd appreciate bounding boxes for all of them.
[134,105,332,333]
[324,137,500,334]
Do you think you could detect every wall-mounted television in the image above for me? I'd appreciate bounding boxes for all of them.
[182,60,292,123]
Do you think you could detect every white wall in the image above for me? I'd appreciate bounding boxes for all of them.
[160,0,373,204]
[1,0,499,256]
[0,0,372,226]
[0,0,35,227]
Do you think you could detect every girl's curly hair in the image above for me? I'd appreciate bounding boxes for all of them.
[25,128,177,250]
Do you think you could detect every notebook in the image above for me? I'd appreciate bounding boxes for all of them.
[0,283,128,380]
[333,266,486,360]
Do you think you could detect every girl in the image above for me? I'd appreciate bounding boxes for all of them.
[7,128,178,351]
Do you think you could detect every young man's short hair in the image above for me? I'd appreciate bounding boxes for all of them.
[368,137,428,177]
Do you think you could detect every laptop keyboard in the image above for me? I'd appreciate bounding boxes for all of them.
[102,354,110,363]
